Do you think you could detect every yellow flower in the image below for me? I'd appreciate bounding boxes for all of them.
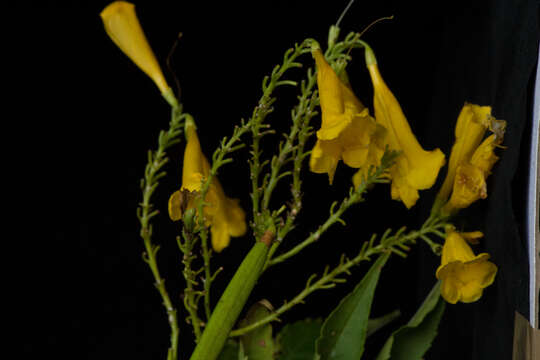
[309,45,386,184]
[352,124,387,187]
[436,104,493,202]
[435,103,506,215]
[436,229,497,304]
[101,1,170,95]
[168,123,247,252]
[364,46,445,208]
[443,162,487,211]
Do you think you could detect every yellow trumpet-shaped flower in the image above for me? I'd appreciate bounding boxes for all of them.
[101,1,170,95]
[364,45,445,208]
[436,104,493,202]
[442,134,503,214]
[309,45,386,184]
[435,103,506,215]
[436,229,497,304]
[168,123,247,252]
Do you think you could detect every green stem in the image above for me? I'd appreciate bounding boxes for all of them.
[178,230,202,341]
[189,232,273,360]
[231,218,447,337]
[200,228,212,320]
[267,153,390,268]
[141,236,180,358]
[138,102,185,360]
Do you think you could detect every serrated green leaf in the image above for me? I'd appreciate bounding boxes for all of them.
[316,253,390,360]
[375,281,446,360]
[277,319,322,360]
[239,300,275,360]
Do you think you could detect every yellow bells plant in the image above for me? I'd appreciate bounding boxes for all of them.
[309,42,386,184]
[100,1,177,107]
[436,228,497,304]
[168,120,247,252]
[362,44,445,208]
[434,103,506,215]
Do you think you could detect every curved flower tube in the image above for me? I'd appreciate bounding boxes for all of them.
[442,134,503,215]
[436,103,493,204]
[101,1,171,96]
[434,102,506,215]
[364,45,445,208]
[309,44,385,184]
[168,122,247,252]
[436,229,497,304]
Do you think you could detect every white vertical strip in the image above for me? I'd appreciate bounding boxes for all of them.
[528,46,540,328]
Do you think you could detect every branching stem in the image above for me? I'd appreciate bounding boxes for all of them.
[137,104,186,360]
[230,215,448,337]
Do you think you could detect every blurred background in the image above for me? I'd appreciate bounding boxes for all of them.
[18,0,538,359]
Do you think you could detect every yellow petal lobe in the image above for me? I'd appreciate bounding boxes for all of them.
[309,139,341,184]
[168,190,184,221]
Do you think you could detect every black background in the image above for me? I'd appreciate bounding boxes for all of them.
[19,0,538,359]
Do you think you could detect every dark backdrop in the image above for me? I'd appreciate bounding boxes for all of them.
[20,1,538,359]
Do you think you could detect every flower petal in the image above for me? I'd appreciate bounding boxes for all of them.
[440,231,477,266]
[100,1,169,93]
[437,229,497,304]
[437,104,500,204]
[367,62,445,207]
[440,273,460,304]
[170,125,247,251]
[210,218,230,253]
[225,198,247,237]
[470,134,501,176]
[443,162,487,214]
[309,139,341,184]
[461,231,484,245]
[168,190,184,221]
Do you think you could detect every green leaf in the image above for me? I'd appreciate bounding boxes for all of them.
[239,300,275,360]
[375,281,446,360]
[366,309,401,338]
[316,252,390,360]
[276,319,322,360]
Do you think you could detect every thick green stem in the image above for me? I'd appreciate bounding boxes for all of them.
[189,232,273,360]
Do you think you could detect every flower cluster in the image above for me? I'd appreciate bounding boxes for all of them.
[102,0,505,308]
[308,42,504,305]
[310,42,445,209]
[431,103,505,303]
